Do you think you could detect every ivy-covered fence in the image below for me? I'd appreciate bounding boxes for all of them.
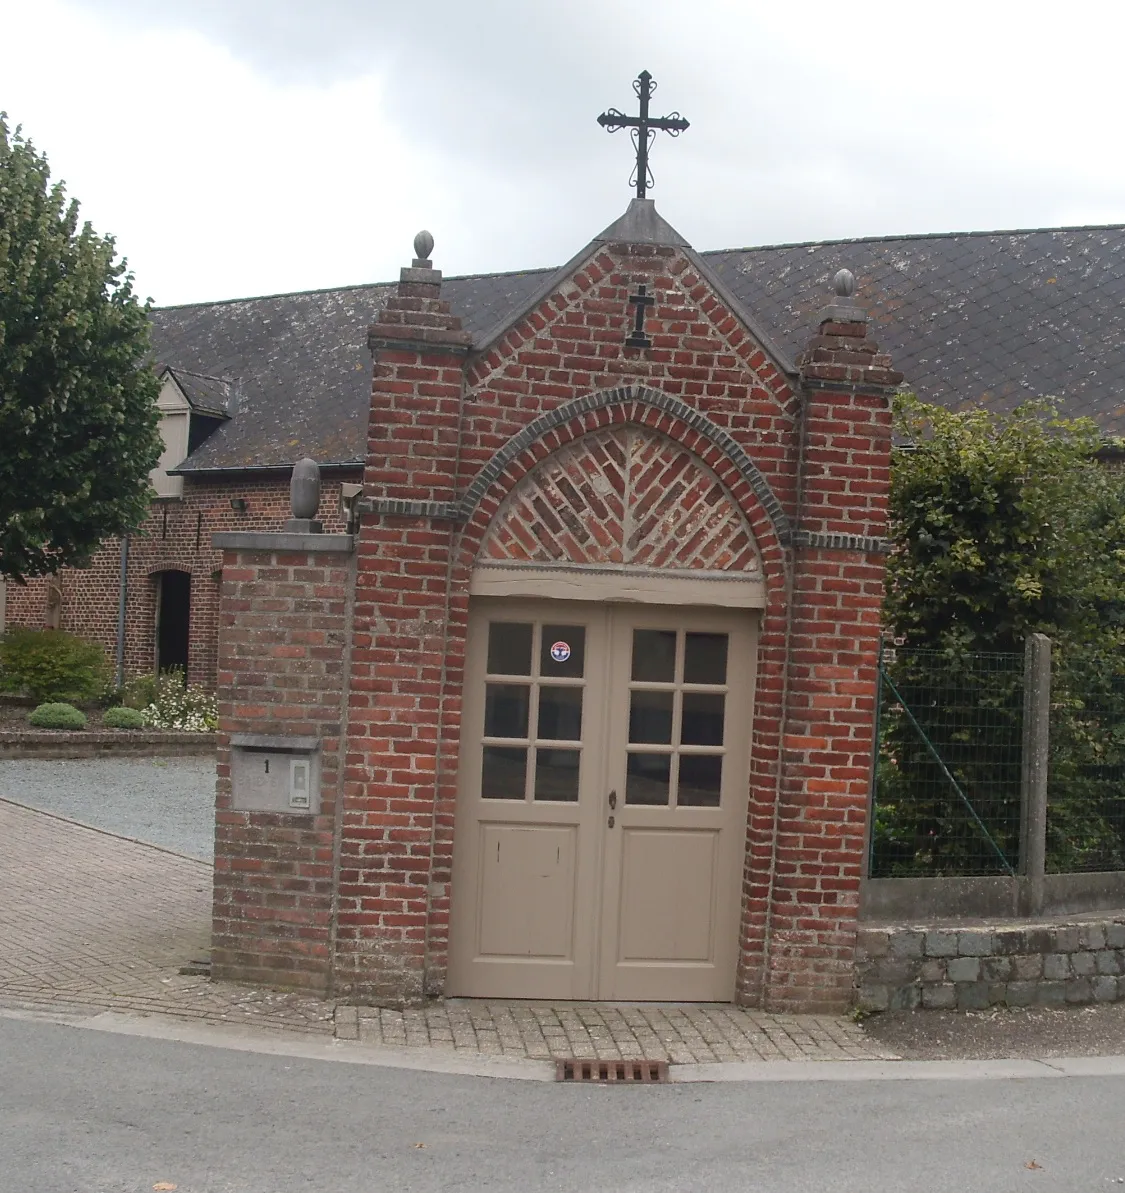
[869,639,1125,879]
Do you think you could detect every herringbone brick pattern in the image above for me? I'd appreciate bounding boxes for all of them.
[481,427,759,572]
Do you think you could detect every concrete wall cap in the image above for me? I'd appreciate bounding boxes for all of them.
[212,531,354,552]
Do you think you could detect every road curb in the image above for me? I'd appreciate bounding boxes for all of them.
[6,1002,1125,1083]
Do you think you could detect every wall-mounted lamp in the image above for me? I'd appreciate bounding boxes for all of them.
[339,482,362,534]
[229,497,250,514]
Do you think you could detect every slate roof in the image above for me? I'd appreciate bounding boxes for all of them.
[151,222,1125,473]
[162,367,233,418]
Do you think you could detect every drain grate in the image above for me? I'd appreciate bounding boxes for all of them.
[555,1059,669,1084]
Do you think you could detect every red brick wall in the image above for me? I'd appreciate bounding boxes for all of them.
[4,474,358,692]
[211,540,353,994]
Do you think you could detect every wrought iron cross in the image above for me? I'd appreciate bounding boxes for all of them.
[597,71,689,199]
[626,284,655,349]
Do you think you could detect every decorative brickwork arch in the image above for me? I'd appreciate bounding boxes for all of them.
[459,385,791,545]
[476,425,762,577]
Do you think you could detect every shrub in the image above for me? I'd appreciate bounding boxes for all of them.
[141,670,218,732]
[28,702,87,730]
[0,627,110,703]
[103,705,146,730]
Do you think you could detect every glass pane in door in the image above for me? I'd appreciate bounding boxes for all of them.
[541,626,586,678]
[684,633,728,684]
[631,630,676,682]
[629,690,674,743]
[487,622,533,675]
[677,754,723,807]
[481,746,527,799]
[535,749,581,802]
[485,684,530,738]
[626,752,671,805]
[538,686,583,740]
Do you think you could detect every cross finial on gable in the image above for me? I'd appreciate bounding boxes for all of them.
[597,71,689,199]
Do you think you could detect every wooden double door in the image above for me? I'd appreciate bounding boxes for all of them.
[447,599,756,1001]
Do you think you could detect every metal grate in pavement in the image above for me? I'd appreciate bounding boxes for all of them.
[555,1058,669,1083]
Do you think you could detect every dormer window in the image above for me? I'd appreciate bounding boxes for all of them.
[152,372,191,498]
[151,367,232,497]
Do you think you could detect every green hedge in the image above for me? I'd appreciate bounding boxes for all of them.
[103,705,146,730]
[28,702,87,730]
[0,628,110,704]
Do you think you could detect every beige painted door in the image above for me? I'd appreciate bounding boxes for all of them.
[447,599,755,1001]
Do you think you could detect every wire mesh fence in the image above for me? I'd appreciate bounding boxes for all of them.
[1047,652,1125,873]
[869,645,1025,878]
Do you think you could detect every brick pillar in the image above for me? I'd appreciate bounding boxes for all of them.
[337,232,471,1002]
[210,518,354,995]
[764,269,901,1012]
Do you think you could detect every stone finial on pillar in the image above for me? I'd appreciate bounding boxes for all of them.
[797,268,903,390]
[413,229,435,267]
[367,230,472,355]
[285,457,323,533]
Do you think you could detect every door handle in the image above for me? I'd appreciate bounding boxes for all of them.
[608,790,617,810]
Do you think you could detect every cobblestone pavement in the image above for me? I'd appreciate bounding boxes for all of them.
[0,797,895,1064]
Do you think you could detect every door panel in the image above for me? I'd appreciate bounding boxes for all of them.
[477,823,577,959]
[617,829,718,963]
[448,598,756,1002]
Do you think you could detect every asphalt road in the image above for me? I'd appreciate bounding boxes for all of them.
[3,1015,1125,1193]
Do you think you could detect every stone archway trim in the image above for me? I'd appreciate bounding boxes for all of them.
[361,385,793,544]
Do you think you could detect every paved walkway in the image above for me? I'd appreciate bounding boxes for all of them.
[0,797,895,1064]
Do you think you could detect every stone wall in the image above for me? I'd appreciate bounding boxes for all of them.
[0,730,214,759]
[855,918,1125,1011]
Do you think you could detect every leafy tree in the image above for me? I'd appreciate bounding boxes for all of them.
[0,114,162,581]
[873,397,1125,876]
[885,396,1121,655]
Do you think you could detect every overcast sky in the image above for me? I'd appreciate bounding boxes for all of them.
[2,0,1123,307]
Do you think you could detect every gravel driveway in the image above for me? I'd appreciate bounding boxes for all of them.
[0,757,215,860]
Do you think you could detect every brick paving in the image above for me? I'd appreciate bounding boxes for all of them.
[0,798,895,1064]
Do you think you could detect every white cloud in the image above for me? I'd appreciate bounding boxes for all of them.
[5,0,1125,303]
[1,0,448,303]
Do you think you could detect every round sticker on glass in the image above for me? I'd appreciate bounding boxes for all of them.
[549,641,571,664]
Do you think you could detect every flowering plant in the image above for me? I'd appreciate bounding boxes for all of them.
[141,670,218,733]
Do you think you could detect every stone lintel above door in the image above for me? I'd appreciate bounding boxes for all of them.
[470,564,765,608]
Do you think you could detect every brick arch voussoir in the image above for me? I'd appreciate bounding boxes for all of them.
[455,385,791,581]
[145,561,198,579]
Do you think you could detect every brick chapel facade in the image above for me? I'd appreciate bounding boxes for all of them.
[209,200,900,1012]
